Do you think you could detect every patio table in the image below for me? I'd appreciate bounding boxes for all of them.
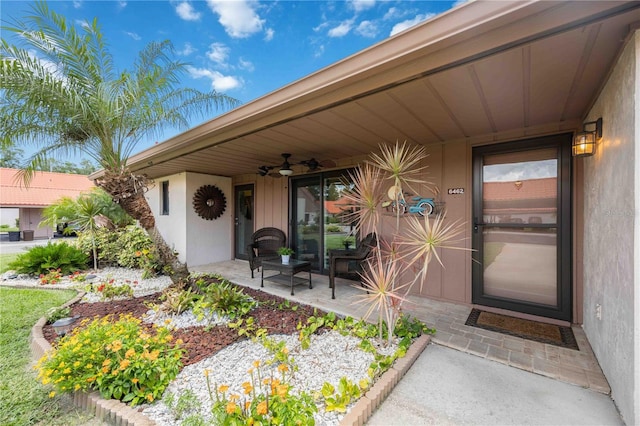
[261,258,312,295]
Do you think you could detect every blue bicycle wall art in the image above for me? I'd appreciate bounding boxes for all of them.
[384,195,436,216]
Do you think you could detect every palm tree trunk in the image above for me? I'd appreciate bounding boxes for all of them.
[95,170,189,285]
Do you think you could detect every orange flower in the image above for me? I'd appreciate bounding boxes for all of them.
[125,348,136,358]
[277,364,289,373]
[256,400,268,415]
[253,360,260,368]
[146,393,154,402]
[225,402,237,414]
[229,393,240,402]
[218,384,229,393]
[276,384,288,399]
[131,378,139,384]
[119,359,130,370]
[111,340,123,351]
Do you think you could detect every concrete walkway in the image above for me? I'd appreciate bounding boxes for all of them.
[192,260,623,425]
[367,344,622,425]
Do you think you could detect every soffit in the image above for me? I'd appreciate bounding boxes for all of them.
[125,1,640,179]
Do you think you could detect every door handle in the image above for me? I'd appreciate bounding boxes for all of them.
[473,217,485,233]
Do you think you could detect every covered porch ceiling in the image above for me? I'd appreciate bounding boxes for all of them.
[126,1,640,180]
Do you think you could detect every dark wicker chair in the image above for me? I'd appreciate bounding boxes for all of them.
[328,232,377,299]
[247,227,286,278]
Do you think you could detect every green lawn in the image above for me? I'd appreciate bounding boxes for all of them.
[0,287,105,426]
[0,253,19,274]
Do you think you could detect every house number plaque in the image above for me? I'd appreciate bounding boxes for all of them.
[448,188,465,195]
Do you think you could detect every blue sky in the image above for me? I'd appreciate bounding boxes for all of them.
[2,0,459,153]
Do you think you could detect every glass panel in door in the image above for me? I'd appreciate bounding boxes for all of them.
[293,178,322,271]
[234,184,254,260]
[482,148,558,305]
[323,176,355,270]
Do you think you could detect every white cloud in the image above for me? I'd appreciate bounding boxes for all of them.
[313,21,330,33]
[383,7,402,21]
[264,28,274,41]
[328,20,353,38]
[75,19,90,30]
[206,42,230,65]
[117,1,127,10]
[452,0,470,7]
[314,44,325,58]
[349,0,376,13]
[238,58,254,72]
[73,1,82,9]
[355,20,377,38]
[124,31,141,41]
[206,0,265,38]
[390,13,435,36]
[175,1,201,21]
[187,66,242,91]
[177,42,196,56]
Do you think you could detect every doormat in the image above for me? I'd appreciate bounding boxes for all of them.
[465,309,579,350]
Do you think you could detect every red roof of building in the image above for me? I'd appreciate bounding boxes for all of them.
[483,177,557,201]
[0,168,95,208]
[325,197,351,215]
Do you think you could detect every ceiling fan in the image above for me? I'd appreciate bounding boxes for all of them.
[258,153,336,177]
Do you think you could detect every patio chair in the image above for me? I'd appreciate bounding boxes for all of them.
[247,227,286,278]
[328,232,377,299]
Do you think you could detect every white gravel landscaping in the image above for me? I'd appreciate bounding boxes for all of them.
[3,267,394,425]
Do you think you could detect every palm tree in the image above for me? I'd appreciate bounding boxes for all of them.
[1,1,239,284]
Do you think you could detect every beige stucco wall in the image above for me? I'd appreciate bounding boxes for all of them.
[581,31,638,426]
[146,172,233,267]
[19,208,52,239]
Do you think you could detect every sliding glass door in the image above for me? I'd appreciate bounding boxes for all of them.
[291,170,354,274]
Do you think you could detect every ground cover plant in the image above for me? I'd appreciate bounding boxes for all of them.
[0,287,104,426]
[8,241,88,276]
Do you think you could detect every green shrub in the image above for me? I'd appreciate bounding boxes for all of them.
[193,278,255,321]
[9,242,88,275]
[326,224,341,233]
[153,287,200,315]
[75,226,161,276]
[36,314,184,406]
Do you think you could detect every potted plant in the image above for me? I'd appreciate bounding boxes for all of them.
[277,247,294,264]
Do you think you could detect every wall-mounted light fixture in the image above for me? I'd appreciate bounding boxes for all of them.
[572,117,602,157]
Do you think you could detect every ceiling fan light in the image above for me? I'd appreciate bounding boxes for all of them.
[279,168,293,176]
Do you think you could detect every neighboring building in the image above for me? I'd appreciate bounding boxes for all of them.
[98,2,639,424]
[0,168,94,239]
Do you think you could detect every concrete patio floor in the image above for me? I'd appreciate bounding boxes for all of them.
[193,260,623,425]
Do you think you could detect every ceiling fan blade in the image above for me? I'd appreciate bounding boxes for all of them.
[268,171,283,178]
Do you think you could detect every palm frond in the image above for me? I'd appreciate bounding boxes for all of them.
[368,140,431,195]
[340,163,384,236]
[399,211,467,291]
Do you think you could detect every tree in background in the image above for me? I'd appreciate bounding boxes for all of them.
[1,2,238,283]
[0,146,24,169]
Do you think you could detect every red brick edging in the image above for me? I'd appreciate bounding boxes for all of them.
[31,292,429,426]
[339,334,431,426]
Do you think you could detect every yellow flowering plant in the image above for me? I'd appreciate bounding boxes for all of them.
[35,314,184,406]
[208,361,316,425]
